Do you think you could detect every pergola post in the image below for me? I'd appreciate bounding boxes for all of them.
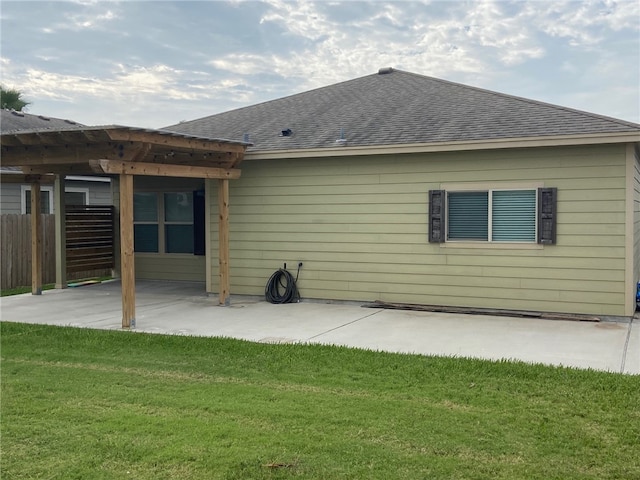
[54,174,67,289]
[119,174,135,328]
[30,180,42,295]
[218,178,230,306]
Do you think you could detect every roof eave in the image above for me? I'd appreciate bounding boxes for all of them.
[244,131,640,160]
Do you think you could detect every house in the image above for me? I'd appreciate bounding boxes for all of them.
[0,110,111,214]
[2,68,639,324]
[156,68,640,318]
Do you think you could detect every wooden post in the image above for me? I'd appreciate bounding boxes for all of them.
[30,181,42,295]
[119,174,135,328]
[54,175,67,289]
[218,178,230,306]
[111,175,121,279]
[205,179,212,294]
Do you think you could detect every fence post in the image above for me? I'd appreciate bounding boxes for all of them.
[30,182,43,295]
[54,175,67,289]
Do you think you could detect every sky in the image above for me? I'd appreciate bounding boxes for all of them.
[1,0,639,129]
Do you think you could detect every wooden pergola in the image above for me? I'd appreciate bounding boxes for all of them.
[1,126,248,328]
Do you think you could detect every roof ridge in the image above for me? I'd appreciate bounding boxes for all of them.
[391,69,640,129]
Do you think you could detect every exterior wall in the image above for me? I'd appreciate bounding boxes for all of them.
[209,143,629,316]
[0,179,111,214]
[132,176,206,282]
[633,144,640,308]
[0,183,21,214]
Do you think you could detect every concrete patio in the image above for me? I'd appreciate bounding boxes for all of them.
[1,280,637,374]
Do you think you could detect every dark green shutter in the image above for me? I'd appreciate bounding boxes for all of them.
[428,190,446,243]
[193,189,206,256]
[537,187,557,245]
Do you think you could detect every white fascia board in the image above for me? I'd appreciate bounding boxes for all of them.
[244,131,640,161]
[66,175,111,183]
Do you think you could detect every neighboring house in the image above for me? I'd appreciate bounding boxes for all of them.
[0,110,111,214]
[155,68,640,318]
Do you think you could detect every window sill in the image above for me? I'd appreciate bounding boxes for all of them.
[440,242,544,250]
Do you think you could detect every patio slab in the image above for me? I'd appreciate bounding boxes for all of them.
[1,280,637,374]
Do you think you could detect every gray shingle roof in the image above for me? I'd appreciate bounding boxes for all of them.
[1,109,84,133]
[163,69,639,152]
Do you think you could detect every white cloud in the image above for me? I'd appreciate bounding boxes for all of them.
[1,1,637,126]
[526,0,640,46]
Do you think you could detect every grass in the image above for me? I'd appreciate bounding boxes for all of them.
[1,276,112,297]
[1,322,639,479]
[0,283,55,296]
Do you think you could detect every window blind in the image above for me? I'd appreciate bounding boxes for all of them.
[447,191,488,240]
[492,190,536,242]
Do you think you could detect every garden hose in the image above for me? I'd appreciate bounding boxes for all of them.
[265,264,301,304]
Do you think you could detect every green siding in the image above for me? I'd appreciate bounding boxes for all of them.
[135,255,205,282]
[634,146,640,300]
[208,144,629,316]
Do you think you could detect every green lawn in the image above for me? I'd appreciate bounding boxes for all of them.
[1,322,639,479]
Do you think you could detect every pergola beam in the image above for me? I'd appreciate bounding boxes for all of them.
[106,129,247,154]
[89,159,241,179]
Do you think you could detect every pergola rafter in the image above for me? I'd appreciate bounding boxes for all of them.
[1,125,250,328]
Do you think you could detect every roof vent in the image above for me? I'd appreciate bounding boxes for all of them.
[243,133,250,143]
[38,115,51,121]
[378,67,394,75]
[280,128,292,137]
[10,110,25,117]
[335,127,347,145]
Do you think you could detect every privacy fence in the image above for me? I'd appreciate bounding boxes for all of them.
[1,206,115,290]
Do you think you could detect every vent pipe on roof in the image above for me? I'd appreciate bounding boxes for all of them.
[378,67,394,75]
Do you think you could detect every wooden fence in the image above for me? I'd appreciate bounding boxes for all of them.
[1,214,56,289]
[66,205,115,274]
[1,207,114,290]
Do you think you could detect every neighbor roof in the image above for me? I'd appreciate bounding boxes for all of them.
[164,68,640,153]
[1,109,84,133]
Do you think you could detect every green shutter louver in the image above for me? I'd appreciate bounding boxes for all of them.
[492,190,536,242]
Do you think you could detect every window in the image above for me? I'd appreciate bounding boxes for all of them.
[134,193,159,253]
[23,188,53,214]
[133,191,202,254]
[21,186,89,213]
[65,190,89,206]
[164,193,193,254]
[429,188,556,245]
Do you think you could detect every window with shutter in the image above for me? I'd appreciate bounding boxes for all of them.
[429,187,556,245]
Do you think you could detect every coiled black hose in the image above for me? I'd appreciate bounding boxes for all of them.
[265,268,300,304]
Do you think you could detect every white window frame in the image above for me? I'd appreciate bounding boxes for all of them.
[65,187,90,206]
[21,186,89,214]
[21,185,53,214]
